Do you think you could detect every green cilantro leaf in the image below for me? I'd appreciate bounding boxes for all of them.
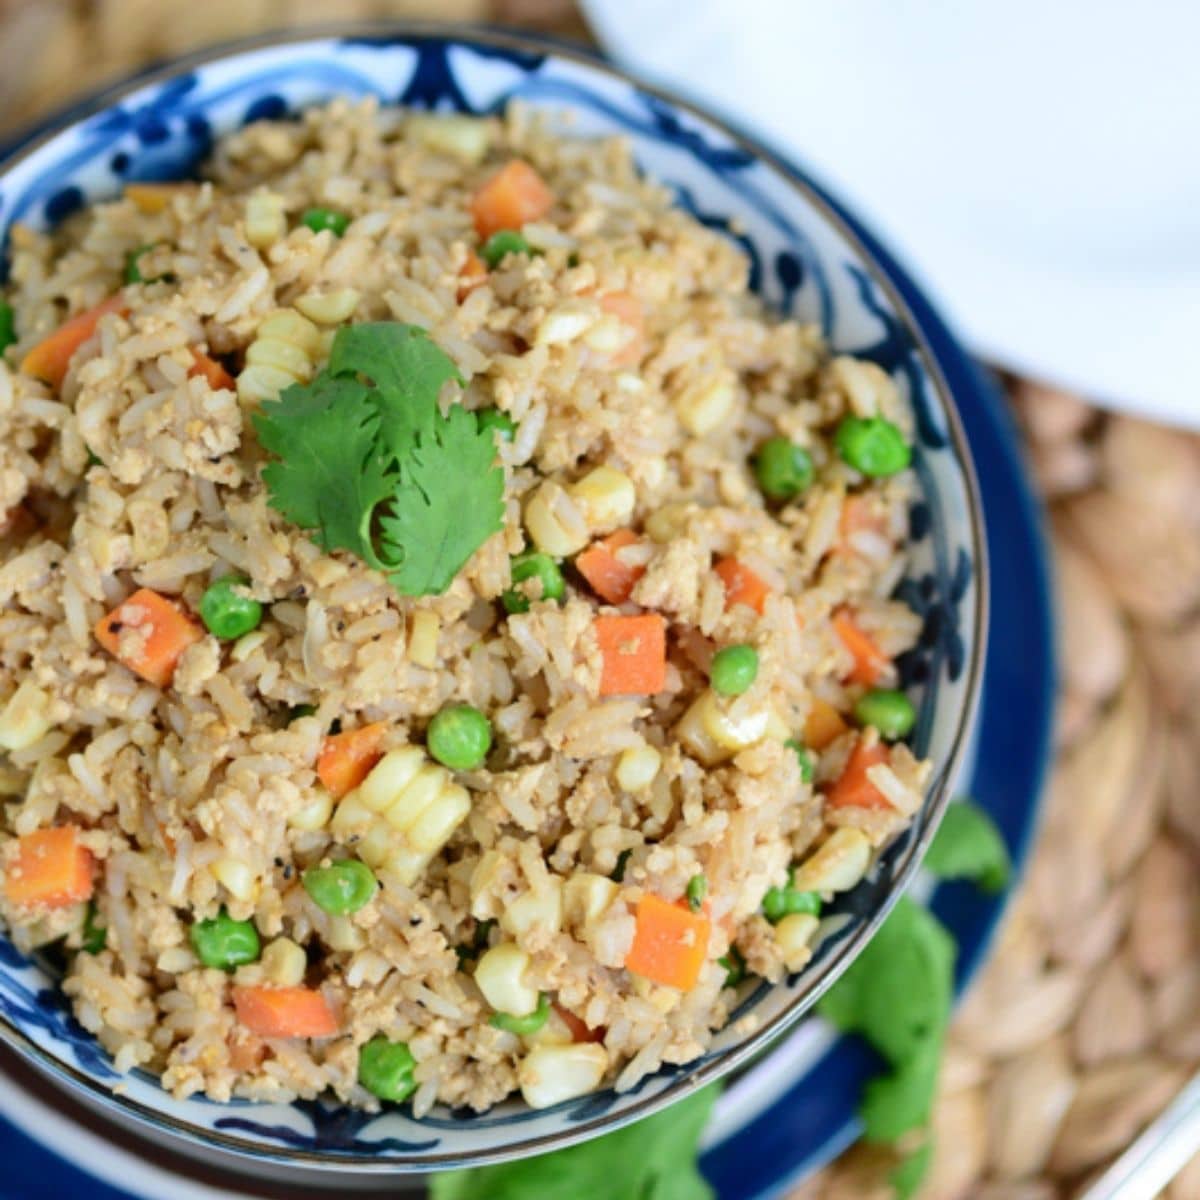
[254,374,395,566]
[328,322,463,463]
[925,800,1011,893]
[430,1084,719,1200]
[890,1140,933,1200]
[860,1039,941,1141]
[380,404,504,596]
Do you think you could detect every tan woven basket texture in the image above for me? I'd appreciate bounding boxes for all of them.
[0,2,1196,1197]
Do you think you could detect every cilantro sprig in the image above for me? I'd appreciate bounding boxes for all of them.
[254,322,504,597]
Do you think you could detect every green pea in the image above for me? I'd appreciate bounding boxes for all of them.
[784,738,815,783]
[481,230,532,269]
[427,703,492,770]
[489,992,550,1035]
[611,849,632,883]
[302,858,377,916]
[199,575,263,640]
[853,688,916,740]
[502,551,565,615]
[686,874,708,912]
[834,416,911,477]
[718,945,746,989]
[753,436,815,501]
[762,871,822,923]
[0,300,16,354]
[190,908,260,970]
[301,207,350,237]
[358,1035,417,1102]
[81,902,106,954]
[710,644,759,696]
[477,407,517,443]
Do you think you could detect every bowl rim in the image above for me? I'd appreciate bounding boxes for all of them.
[0,19,989,1173]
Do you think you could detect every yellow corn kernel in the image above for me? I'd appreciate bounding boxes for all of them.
[407,113,491,162]
[523,1004,575,1047]
[765,707,791,743]
[408,611,440,668]
[475,942,538,1016]
[256,310,324,356]
[325,916,365,952]
[614,744,661,793]
[382,844,432,888]
[792,828,872,894]
[675,368,737,436]
[676,690,770,766]
[469,849,507,916]
[212,857,257,902]
[501,878,564,938]
[260,937,306,986]
[535,303,595,347]
[523,481,589,557]
[644,503,690,543]
[329,790,373,840]
[384,763,446,830]
[237,309,322,407]
[562,873,618,930]
[245,336,314,380]
[294,288,360,325]
[236,363,299,407]
[245,191,287,249]
[0,680,54,752]
[289,788,334,832]
[518,1043,608,1109]
[406,784,471,855]
[359,748,426,813]
[568,466,636,535]
[775,912,819,972]
[355,820,395,870]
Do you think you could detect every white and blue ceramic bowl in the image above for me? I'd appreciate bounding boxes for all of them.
[0,25,986,1174]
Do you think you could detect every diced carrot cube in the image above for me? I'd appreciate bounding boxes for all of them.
[470,160,554,240]
[825,738,892,810]
[832,608,890,686]
[316,722,388,799]
[554,1003,605,1044]
[5,826,95,908]
[599,292,645,367]
[594,613,667,696]
[232,985,338,1038]
[21,295,129,389]
[804,698,850,751]
[94,588,203,688]
[576,529,645,605]
[188,348,236,392]
[625,894,711,991]
[457,248,488,301]
[714,557,769,615]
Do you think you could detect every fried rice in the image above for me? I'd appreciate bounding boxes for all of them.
[0,98,931,1114]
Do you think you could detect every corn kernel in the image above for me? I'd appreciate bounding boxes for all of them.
[245,336,315,380]
[535,303,595,347]
[236,363,298,407]
[384,763,445,830]
[0,680,54,752]
[260,937,306,986]
[325,916,365,952]
[775,912,819,972]
[406,783,471,855]
[501,878,564,938]
[615,744,661,793]
[792,828,872,893]
[568,466,636,534]
[523,1005,575,1047]
[407,113,491,162]
[255,310,323,356]
[675,369,737,436]
[295,288,360,325]
[359,748,426,814]
[289,788,334,832]
[518,1043,608,1109]
[475,942,538,1016]
[383,845,432,888]
[676,690,770,766]
[245,192,286,249]
[212,857,257,902]
[408,611,440,668]
[524,482,589,557]
[562,873,618,930]
[644,503,690,543]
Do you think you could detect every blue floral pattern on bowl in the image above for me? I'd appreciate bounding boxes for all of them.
[0,27,985,1172]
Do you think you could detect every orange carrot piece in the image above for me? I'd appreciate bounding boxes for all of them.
[470,160,554,240]
[825,739,892,810]
[94,587,203,688]
[4,826,95,908]
[554,1003,605,1044]
[228,1032,266,1071]
[599,291,645,366]
[804,698,849,751]
[232,985,338,1039]
[124,183,186,214]
[576,529,645,605]
[837,494,890,556]
[832,608,890,686]
[457,248,488,301]
[188,348,236,392]
[316,722,388,799]
[714,557,770,615]
[21,295,128,389]
[594,613,667,697]
[625,894,711,991]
